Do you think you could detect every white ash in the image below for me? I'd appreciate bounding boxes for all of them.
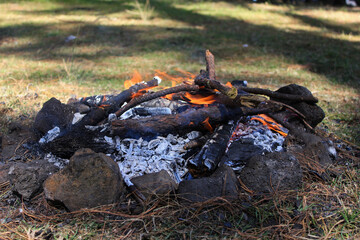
[39,126,61,145]
[44,153,69,169]
[227,119,286,154]
[114,132,198,185]
[120,107,172,120]
[84,123,110,132]
[72,112,86,124]
[108,113,117,122]
[222,118,287,173]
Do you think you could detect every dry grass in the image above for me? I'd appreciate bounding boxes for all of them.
[0,136,359,239]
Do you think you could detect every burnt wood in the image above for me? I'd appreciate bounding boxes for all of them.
[111,105,274,139]
[111,105,243,138]
[189,120,237,172]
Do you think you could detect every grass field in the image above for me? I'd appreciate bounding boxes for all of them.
[0,0,360,239]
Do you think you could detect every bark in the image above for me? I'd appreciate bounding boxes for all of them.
[111,105,274,139]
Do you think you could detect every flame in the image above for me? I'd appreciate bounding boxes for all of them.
[202,117,213,132]
[183,92,216,105]
[225,82,232,87]
[130,86,157,99]
[155,69,195,86]
[251,114,288,137]
[124,70,142,89]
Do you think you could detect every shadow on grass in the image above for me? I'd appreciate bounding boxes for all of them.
[0,0,359,88]
[283,11,360,35]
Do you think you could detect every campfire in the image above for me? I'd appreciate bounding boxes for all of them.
[14,50,334,210]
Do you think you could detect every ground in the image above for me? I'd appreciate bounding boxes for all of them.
[0,0,359,239]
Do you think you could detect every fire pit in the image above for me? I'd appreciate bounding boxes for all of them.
[4,50,336,211]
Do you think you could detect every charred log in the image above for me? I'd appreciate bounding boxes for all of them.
[111,105,244,139]
[111,104,275,139]
[188,120,237,173]
[41,126,110,158]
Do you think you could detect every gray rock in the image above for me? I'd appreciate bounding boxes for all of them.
[273,84,325,128]
[239,152,303,193]
[43,148,125,211]
[177,165,240,203]
[131,170,177,199]
[8,160,59,200]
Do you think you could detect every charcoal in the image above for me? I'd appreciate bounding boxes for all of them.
[189,120,236,172]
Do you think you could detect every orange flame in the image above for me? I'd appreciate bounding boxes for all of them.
[251,114,288,137]
[130,85,158,99]
[225,82,232,87]
[124,70,142,89]
[183,92,216,105]
[202,117,213,132]
[155,69,195,86]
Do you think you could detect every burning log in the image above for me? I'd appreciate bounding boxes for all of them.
[111,104,274,139]
[39,79,160,157]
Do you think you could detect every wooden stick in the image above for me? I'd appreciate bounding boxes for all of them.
[235,86,318,103]
[205,49,216,80]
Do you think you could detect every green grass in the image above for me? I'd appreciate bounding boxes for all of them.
[0,0,360,239]
[0,0,359,144]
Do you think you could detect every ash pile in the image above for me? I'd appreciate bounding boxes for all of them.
[1,50,337,211]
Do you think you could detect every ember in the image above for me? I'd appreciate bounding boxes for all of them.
[250,114,288,137]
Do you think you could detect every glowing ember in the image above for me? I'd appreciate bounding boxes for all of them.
[250,114,288,137]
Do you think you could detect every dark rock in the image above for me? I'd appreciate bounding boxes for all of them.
[220,138,264,173]
[289,132,334,168]
[8,160,59,200]
[131,170,177,199]
[43,148,125,211]
[67,102,91,114]
[33,98,76,138]
[239,152,303,193]
[177,165,240,203]
[273,84,325,127]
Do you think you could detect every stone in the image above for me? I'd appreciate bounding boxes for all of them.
[238,152,303,193]
[177,165,240,203]
[33,98,76,138]
[273,84,325,127]
[131,170,177,199]
[43,148,125,211]
[8,160,59,200]
[289,132,334,168]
